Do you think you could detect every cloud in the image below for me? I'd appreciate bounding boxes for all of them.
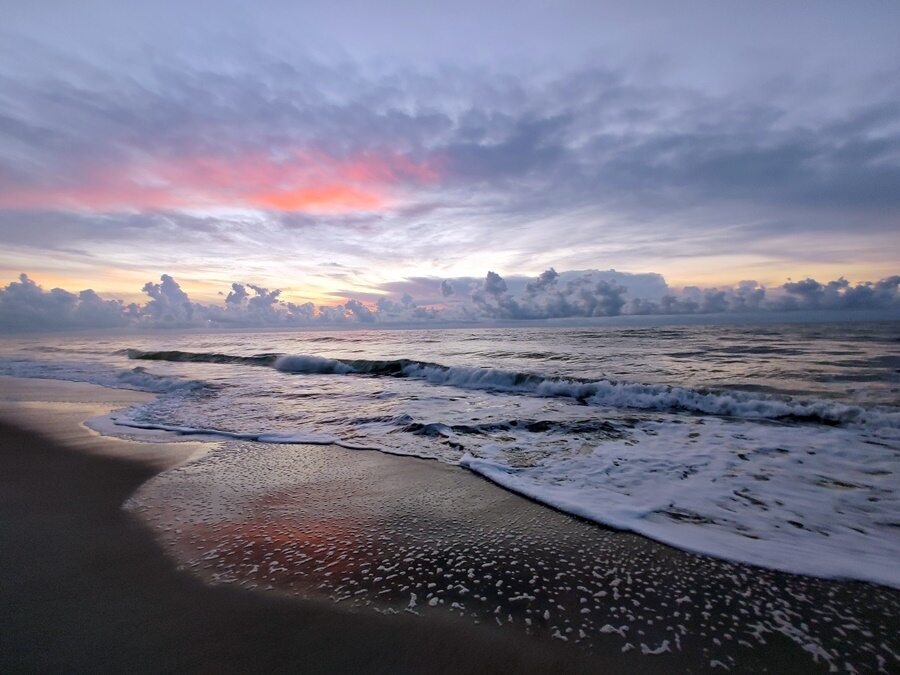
[225,283,249,305]
[625,281,768,315]
[4,0,900,323]
[1,269,897,333]
[471,269,628,319]
[0,150,439,214]
[1,45,898,290]
[774,276,900,311]
[369,269,668,308]
[344,299,376,323]
[140,274,196,326]
[623,277,900,315]
[0,274,128,331]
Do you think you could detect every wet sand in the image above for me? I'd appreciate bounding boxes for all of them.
[1,376,898,673]
[0,377,623,673]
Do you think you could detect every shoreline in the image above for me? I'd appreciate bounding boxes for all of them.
[0,377,614,673]
[2,376,898,672]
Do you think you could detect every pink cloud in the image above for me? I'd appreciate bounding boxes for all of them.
[0,149,441,213]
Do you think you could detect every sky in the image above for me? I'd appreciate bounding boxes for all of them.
[0,0,898,328]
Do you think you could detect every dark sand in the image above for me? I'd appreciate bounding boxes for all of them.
[0,378,622,674]
[1,377,898,673]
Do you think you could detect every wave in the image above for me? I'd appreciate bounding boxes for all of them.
[95,415,436,458]
[127,349,900,429]
[124,349,279,367]
[115,366,210,393]
[274,354,357,374]
[97,408,900,589]
[108,417,343,445]
[0,357,207,394]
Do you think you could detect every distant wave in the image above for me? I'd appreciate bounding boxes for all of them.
[123,349,279,367]
[127,349,900,428]
[0,357,207,394]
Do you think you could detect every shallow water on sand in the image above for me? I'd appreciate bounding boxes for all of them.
[126,440,900,672]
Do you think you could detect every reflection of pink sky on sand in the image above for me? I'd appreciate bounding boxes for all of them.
[179,518,367,587]
[126,443,898,665]
[0,150,441,213]
[166,482,378,591]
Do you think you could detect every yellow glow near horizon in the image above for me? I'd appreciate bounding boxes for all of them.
[2,257,897,310]
[660,259,899,290]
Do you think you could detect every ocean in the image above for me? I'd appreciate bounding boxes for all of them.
[1,320,898,588]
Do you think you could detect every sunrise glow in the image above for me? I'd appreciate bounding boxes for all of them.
[0,150,440,214]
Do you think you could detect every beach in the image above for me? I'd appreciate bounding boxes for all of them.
[2,2,899,670]
[1,375,898,673]
[0,377,612,673]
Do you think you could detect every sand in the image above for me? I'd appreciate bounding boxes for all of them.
[1,376,898,673]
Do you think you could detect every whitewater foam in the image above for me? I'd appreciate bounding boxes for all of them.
[100,416,343,445]
[274,354,356,374]
[5,327,899,590]
[461,418,900,588]
[91,412,431,457]
[130,349,900,429]
[0,357,206,394]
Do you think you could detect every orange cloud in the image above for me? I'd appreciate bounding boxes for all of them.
[253,185,385,212]
[0,149,440,213]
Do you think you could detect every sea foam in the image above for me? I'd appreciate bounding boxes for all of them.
[6,335,899,589]
[129,349,900,429]
[462,418,900,588]
[0,357,206,394]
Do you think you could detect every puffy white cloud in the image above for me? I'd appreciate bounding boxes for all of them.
[471,269,629,320]
[0,270,897,333]
[140,274,196,326]
[372,269,668,310]
[344,299,376,323]
[625,281,768,316]
[0,274,128,331]
[225,283,248,305]
[775,276,900,311]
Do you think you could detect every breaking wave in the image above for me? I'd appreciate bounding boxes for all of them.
[127,349,900,429]
[0,357,207,394]
[123,349,279,367]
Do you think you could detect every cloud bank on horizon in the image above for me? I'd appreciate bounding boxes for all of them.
[0,1,899,295]
[1,270,897,332]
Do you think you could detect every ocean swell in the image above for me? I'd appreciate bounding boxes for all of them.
[0,357,207,394]
[127,349,900,429]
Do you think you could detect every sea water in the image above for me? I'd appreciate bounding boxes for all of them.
[1,320,898,587]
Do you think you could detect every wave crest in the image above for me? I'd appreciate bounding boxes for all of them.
[274,354,356,374]
[124,349,278,367]
[125,348,900,428]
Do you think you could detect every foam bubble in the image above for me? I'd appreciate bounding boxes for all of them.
[462,418,900,588]
[274,354,356,374]
[126,349,900,429]
[0,357,205,394]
